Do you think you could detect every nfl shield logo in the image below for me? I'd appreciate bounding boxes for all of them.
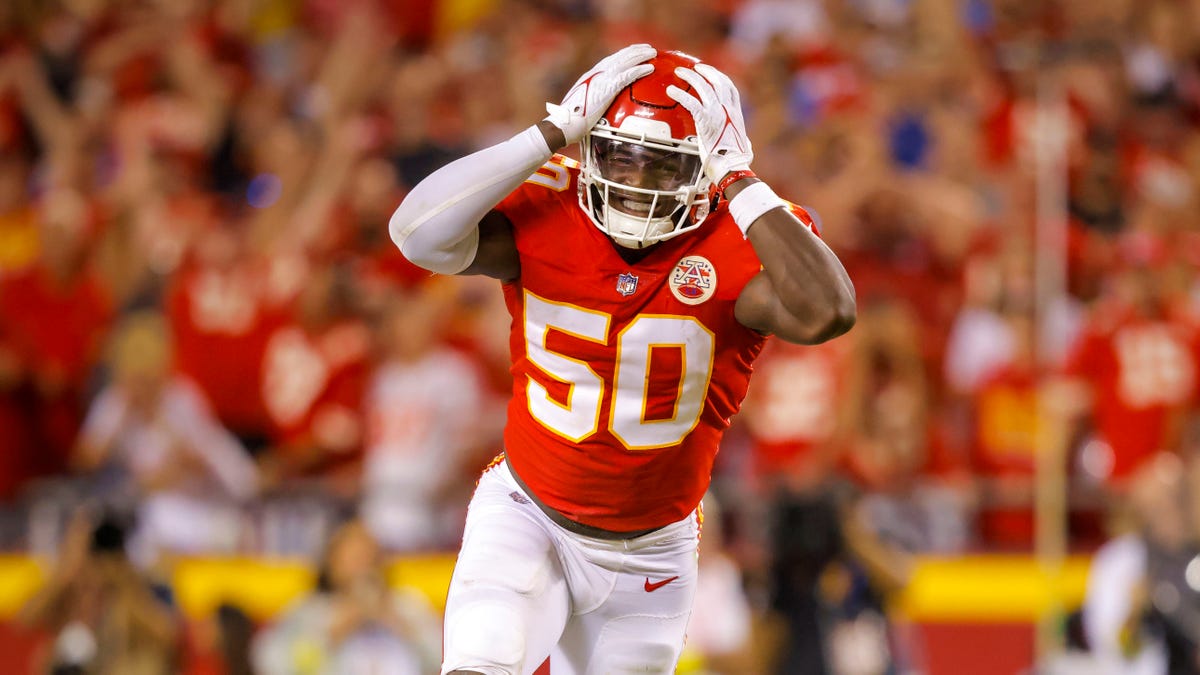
[616,272,639,297]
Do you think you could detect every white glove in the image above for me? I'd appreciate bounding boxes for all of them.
[544,44,657,145]
[666,64,754,184]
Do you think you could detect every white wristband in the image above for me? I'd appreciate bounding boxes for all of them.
[728,181,787,236]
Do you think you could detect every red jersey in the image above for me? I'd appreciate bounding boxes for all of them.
[742,338,848,478]
[972,364,1040,549]
[0,266,111,387]
[1065,311,1200,481]
[166,260,283,438]
[0,265,112,474]
[973,365,1040,476]
[495,156,810,531]
[261,318,370,458]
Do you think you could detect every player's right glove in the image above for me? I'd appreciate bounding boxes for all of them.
[544,44,657,146]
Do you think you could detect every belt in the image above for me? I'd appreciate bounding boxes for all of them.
[506,461,664,541]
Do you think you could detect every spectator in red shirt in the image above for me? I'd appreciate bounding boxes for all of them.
[165,222,285,450]
[0,186,111,483]
[740,337,850,489]
[259,261,369,496]
[1056,234,1200,490]
[968,306,1041,550]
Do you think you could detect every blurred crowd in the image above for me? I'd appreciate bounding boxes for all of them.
[2,0,1200,672]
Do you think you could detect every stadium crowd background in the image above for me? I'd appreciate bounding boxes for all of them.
[1,0,1199,673]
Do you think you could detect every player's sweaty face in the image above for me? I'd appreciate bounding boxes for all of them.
[594,138,700,217]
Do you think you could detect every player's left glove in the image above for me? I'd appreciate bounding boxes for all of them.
[666,64,754,185]
[545,44,657,146]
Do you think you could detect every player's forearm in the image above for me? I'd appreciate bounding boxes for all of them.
[389,123,555,274]
[727,178,856,341]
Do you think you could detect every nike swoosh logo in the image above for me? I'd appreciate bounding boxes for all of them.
[644,576,679,592]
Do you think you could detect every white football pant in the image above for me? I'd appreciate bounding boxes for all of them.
[440,460,700,675]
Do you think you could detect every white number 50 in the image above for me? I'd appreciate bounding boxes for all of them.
[523,291,715,450]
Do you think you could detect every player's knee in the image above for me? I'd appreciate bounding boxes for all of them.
[445,602,527,672]
[595,638,681,672]
[626,643,676,672]
[593,638,679,673]
[640,643,678,671]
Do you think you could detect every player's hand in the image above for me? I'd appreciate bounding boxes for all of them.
[666,64,753,184]
[544,44,656,146]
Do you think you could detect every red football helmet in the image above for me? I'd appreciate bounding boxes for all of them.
[579,50,711,249]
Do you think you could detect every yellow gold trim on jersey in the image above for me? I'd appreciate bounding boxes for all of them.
[476,452,508,486]
[524,155,574,192]
[608,315,716,452]
[522,290,610,443]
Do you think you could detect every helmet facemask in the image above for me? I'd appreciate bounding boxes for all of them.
[579,118,711,249]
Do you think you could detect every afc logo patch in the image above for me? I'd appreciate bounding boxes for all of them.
[616,272,639,297]
[669,256,717,305]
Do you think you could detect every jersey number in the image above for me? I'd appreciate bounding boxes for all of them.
[524,158,571,191]
[1114,325,1195,408]
[523,291,715,450]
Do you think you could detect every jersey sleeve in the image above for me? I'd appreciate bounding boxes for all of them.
[785,202,823,238]
[494,178,538,222]
[494,154,577,226]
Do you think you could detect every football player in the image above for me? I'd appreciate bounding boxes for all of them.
[390,44,856,675]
